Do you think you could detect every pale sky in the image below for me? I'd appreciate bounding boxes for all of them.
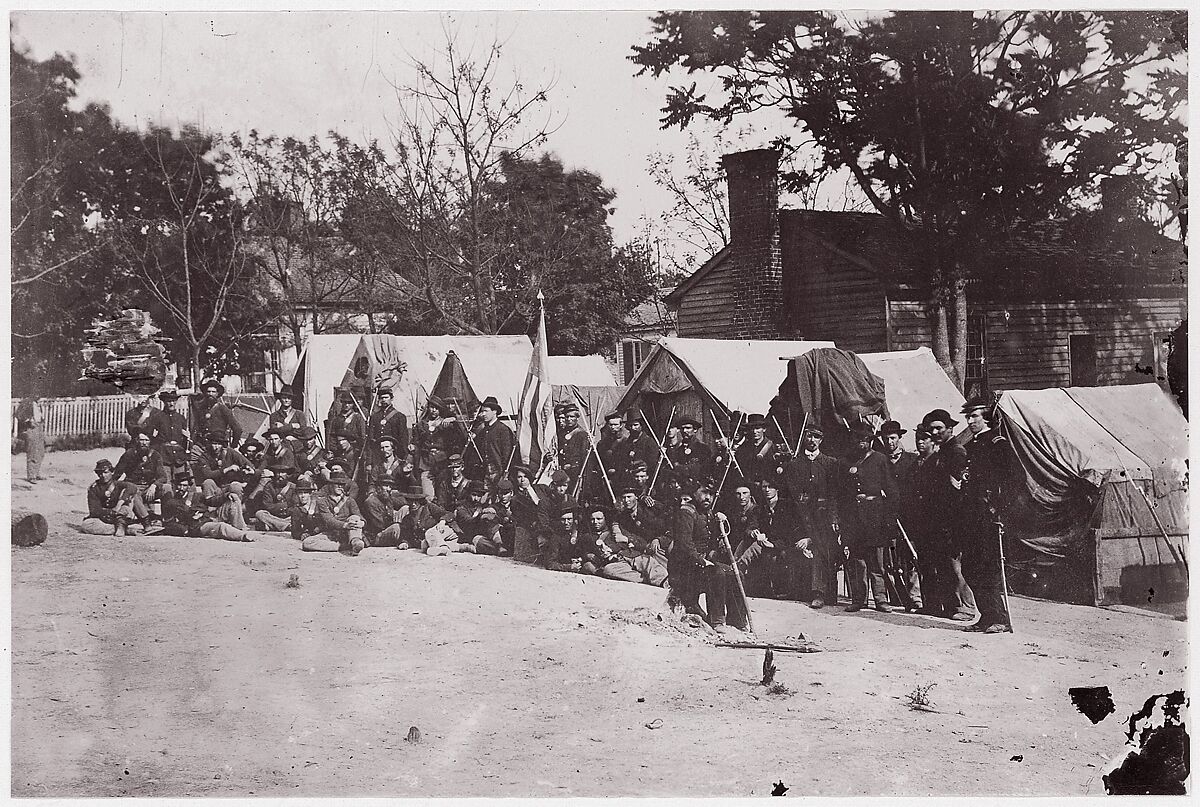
[11,10,795,249]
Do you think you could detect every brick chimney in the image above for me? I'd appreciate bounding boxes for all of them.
[723,148,783,339]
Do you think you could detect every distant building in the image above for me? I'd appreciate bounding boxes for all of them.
[666,148,1187,397]
[615,292,677,384]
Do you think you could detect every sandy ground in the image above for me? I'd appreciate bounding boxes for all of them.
[10,448,1189,797]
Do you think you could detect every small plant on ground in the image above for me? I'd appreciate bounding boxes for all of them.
[766,682,794,697]
[285,574,300,589]
[905,682,937,711]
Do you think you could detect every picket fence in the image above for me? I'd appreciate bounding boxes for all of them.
[11,395,191,440]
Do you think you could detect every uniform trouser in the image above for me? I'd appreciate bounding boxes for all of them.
[513,526,539,563]
[81,514,144,535]
[200,522,261,542]
[848,545,890,607]
[890,539,923,608]
[733,539,774,598]
[962,521,1010,628]
[25,424,45,480]
[372,523,407,548]
[630,541,669,586]
[809,530,842,602]
[670,564,749,629]
[595,559,644,583]
[133,483,162,520]
[255,511,292,531]
[944,551,977,617]
[418,469,437,500]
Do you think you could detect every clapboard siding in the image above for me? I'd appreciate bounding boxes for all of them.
[983,299,1186,389]
[888,297,1186,390]
[782,226,888,352]
[676,254,738,337]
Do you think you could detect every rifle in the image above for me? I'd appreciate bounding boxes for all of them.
[710,410,747,482]
[772,413,794,456]
[449,398,487,467]
[713,411,747,500]
[648,406,677,493]
[716,511,755,636]
[639,410,675,470]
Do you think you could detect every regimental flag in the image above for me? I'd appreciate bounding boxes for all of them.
[517,291,556,479]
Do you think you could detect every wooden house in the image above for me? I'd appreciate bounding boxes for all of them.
[665,149,1187,398]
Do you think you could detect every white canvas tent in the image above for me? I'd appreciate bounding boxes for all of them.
[615,336,835,437]
[858,347,967,450]
[546,355,615,386]
[996,384,1188,608]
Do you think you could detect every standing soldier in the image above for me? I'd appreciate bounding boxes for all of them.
[328,390,366,448]
[154,387,190,449]
[667,417,714,492]
[414,397,456,499]
[14,396,47,484]
[921,408,976,623]
[589,412,627,502]
[734,414,777,490]
[268,384,306,447]
[782,425,842,608]
[366,387,410,477]
[669,480,750,634]
[468,396,516,490]
[616,410,658,481]
[192,378,242,447]
[959,398,1014,634]
[880,420,923,612]
[557,402,590,491]
[841,422,898,613]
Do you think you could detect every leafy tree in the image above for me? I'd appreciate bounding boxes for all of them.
[10,40,131,395]
[633,11,1186,386]
[102,126,268,387]
[480,152,656,354]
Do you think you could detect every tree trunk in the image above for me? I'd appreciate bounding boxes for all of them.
[191,345,203,389]
[929,301,957,389]
[950,279,969,395]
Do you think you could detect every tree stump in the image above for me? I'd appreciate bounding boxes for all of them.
[12,512,48,547]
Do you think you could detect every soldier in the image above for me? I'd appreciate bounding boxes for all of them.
[328,434,361,482]
[14,396,47,484]
[734,414,777,490]
[581,505,643,581]
[193,378,242,446]
[154,387,190,451]
[160,472,212,537]
[959,398,1014,634]
[667,417,714,492]
[921,408,976,623]
[267,384,306,446]
[305,471,366,555]
[583,412,626,503]
[509,465,550,562]
[751,476,800,599]
[251,466,298,532]
[294,426,329,483]
[611,484,670,586]
[164,472,263,543]
[841,421,899,613]
[124,395,159,441]
[880,420,923,612]
[541,506,593,574]
[114,429,167,526]
[452,479,506,555]
[436,453,472,510]
[366,387,410,475]
[414,397,455,499]
[723,482,773,597]
[258,427,297,473]
[669,480,749,634]
[618,410,659,474]
[238,438,265,476]
[82,459,144,536]
[189,431,254,499]
[911,425,944,615]
[556,402,590,491]
[371,436,409,487]
[328,391,366,448]
[467,396,516,489]
[781,425,842,608]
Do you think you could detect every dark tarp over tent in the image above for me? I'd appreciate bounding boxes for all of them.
[772,346,965,453]
[996,384,1188,609]
[553,385,628,431]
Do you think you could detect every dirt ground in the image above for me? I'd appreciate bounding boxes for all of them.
[10,448,1189,797]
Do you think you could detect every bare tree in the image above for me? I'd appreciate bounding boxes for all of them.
[380,23,561,333]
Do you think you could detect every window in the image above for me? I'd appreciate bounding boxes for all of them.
[1153,331,1173,385]
[964,314,987,399]
[618,339,651,384]
[1069,334,1098,386]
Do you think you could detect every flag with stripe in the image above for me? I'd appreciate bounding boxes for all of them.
[517,291,556,478]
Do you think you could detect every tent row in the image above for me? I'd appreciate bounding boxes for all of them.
[284,332,1186,610]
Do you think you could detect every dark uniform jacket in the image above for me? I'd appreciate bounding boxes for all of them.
[959,429,1012,567]
[155,409,190,449]
[614,431,658,478]
[368,408,410,465]
[841,449,898,548]
[318,492,361,536]
[926,441,968,546]
[756,495,803,547]
[886,450,920,528]
[667,439,714,489]
[669,501,716,578]
[162,489,213,536]
[328,410,366,447]
[782,452,842,540]
[255,478,297,517]
[268,406,306,440]
[258,443,298,473]
[436,473,472,511]
[290,500,325,541]
[115,446,167,486]
[86,479,138,521]
[296,443,329,480]
[189,446,251,486]
[735,437,778,487]
[558,425,590,486]
[466,419,516,484]
[614,504,669,552]
[597,428,629,482]
[193,400,242,446]
[125,405,159,439]
[542,524,589,572]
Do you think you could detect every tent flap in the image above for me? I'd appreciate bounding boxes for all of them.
[787,348,888,424]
